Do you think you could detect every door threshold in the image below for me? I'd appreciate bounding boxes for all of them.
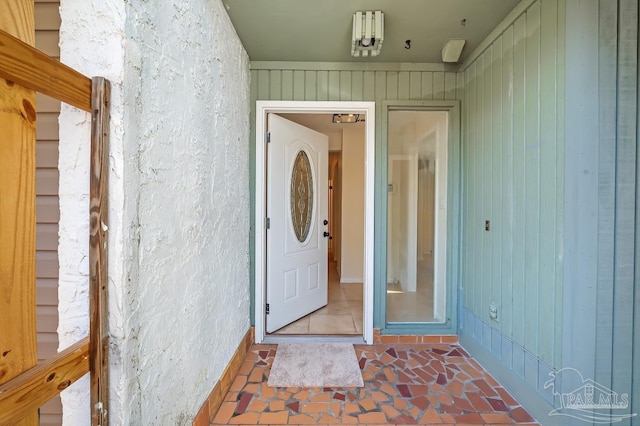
[263,335,366,344]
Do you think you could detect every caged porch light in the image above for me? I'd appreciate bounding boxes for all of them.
[351,11,384,57]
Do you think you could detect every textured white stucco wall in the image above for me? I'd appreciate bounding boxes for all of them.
[59,0,251,424]
[59,1,126,424]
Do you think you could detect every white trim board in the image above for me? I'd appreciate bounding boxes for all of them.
[255,101,375,344]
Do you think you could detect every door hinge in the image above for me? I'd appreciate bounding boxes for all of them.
[266,217,271,229]
[266,303,270,314]
[266,132,271,143]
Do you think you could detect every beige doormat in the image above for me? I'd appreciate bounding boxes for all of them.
[268,343,364,388]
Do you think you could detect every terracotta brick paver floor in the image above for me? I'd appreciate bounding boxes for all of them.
[211,343,540,425]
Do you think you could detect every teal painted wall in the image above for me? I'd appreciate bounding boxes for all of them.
[248,63,462,327]
[460,0,640,422]
[590,0,639,420]
[458,0,564,370]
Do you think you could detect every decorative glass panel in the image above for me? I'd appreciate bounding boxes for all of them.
[386,110,448,324]
[291,150,313,242]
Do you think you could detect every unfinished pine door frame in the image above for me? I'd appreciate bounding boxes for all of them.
[255,101,375,344]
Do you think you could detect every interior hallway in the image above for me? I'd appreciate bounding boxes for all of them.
[273,260,363,335]
[207,343,540,425]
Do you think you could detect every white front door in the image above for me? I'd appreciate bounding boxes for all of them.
[266,114,329,333]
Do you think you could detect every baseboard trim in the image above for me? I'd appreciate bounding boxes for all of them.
[339,278,363,284]
[459,334,559,425]
[192,327,254,426]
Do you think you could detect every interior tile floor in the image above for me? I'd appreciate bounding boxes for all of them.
[273,260,363,335]
[387,255,436,323]
[272,256,443,334]
[210,343,540,425]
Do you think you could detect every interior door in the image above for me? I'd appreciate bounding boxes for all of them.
[266,114,329,333]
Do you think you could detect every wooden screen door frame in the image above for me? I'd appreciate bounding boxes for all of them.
[254,101,376,344]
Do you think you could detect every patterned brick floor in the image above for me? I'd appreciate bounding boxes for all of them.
[211,343,539,425]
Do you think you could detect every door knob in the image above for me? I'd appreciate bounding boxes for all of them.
[323,231,332,239]
[323,219,329,225]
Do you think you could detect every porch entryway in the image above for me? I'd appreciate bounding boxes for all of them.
[206,342,540,425]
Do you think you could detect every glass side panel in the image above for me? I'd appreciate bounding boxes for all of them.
[291,150,313,242]
[386,110,448,323]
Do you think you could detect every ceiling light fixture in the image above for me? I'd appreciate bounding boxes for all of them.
[351,11,384,57]
[332,113,362,124]
[441,39,466,63]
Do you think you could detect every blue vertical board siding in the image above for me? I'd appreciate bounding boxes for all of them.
[595,0,617,389]
[469,61,478,317]
[512,343,525,380]
[293,70,305,100]
[304,71,316,101]
[475,54,485,320]
[409,72,421,100]
[501,334,513,369]
[490,38,503,333]
[458,0,562,370]
[562,0,639,414]
[501,25,514,341]
[386,71,398,100]
[270,70,282,101]
[421,72,433,99]
[464,64,476,312]
[455,0,638,414]
[281,70,293,100]
[397,71,410,99]
[316,70,328,101]
[482,321,492,350]
[474,312,483,341]
[636,6,640,408]
[511,13,527,348]
[523,2,540,357]
[553,0,565,372]
[481,49,492,325]
[363,71,375,102]
[351,71,363,101]
[523,350,538,389]
[472,57,482,318]
[537,0,558,366]
[328,71,340,101]
[339,71,352,101]
[563,0,600,390]
[611,0,637,410]
[433,72,445,100]
[491,328,502,358]
[445,73,457,100]
[257,69,269,99]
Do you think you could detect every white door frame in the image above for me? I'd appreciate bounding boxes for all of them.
[255,101,375,344]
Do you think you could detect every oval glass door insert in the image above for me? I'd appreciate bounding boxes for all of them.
[291,150,313,242]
